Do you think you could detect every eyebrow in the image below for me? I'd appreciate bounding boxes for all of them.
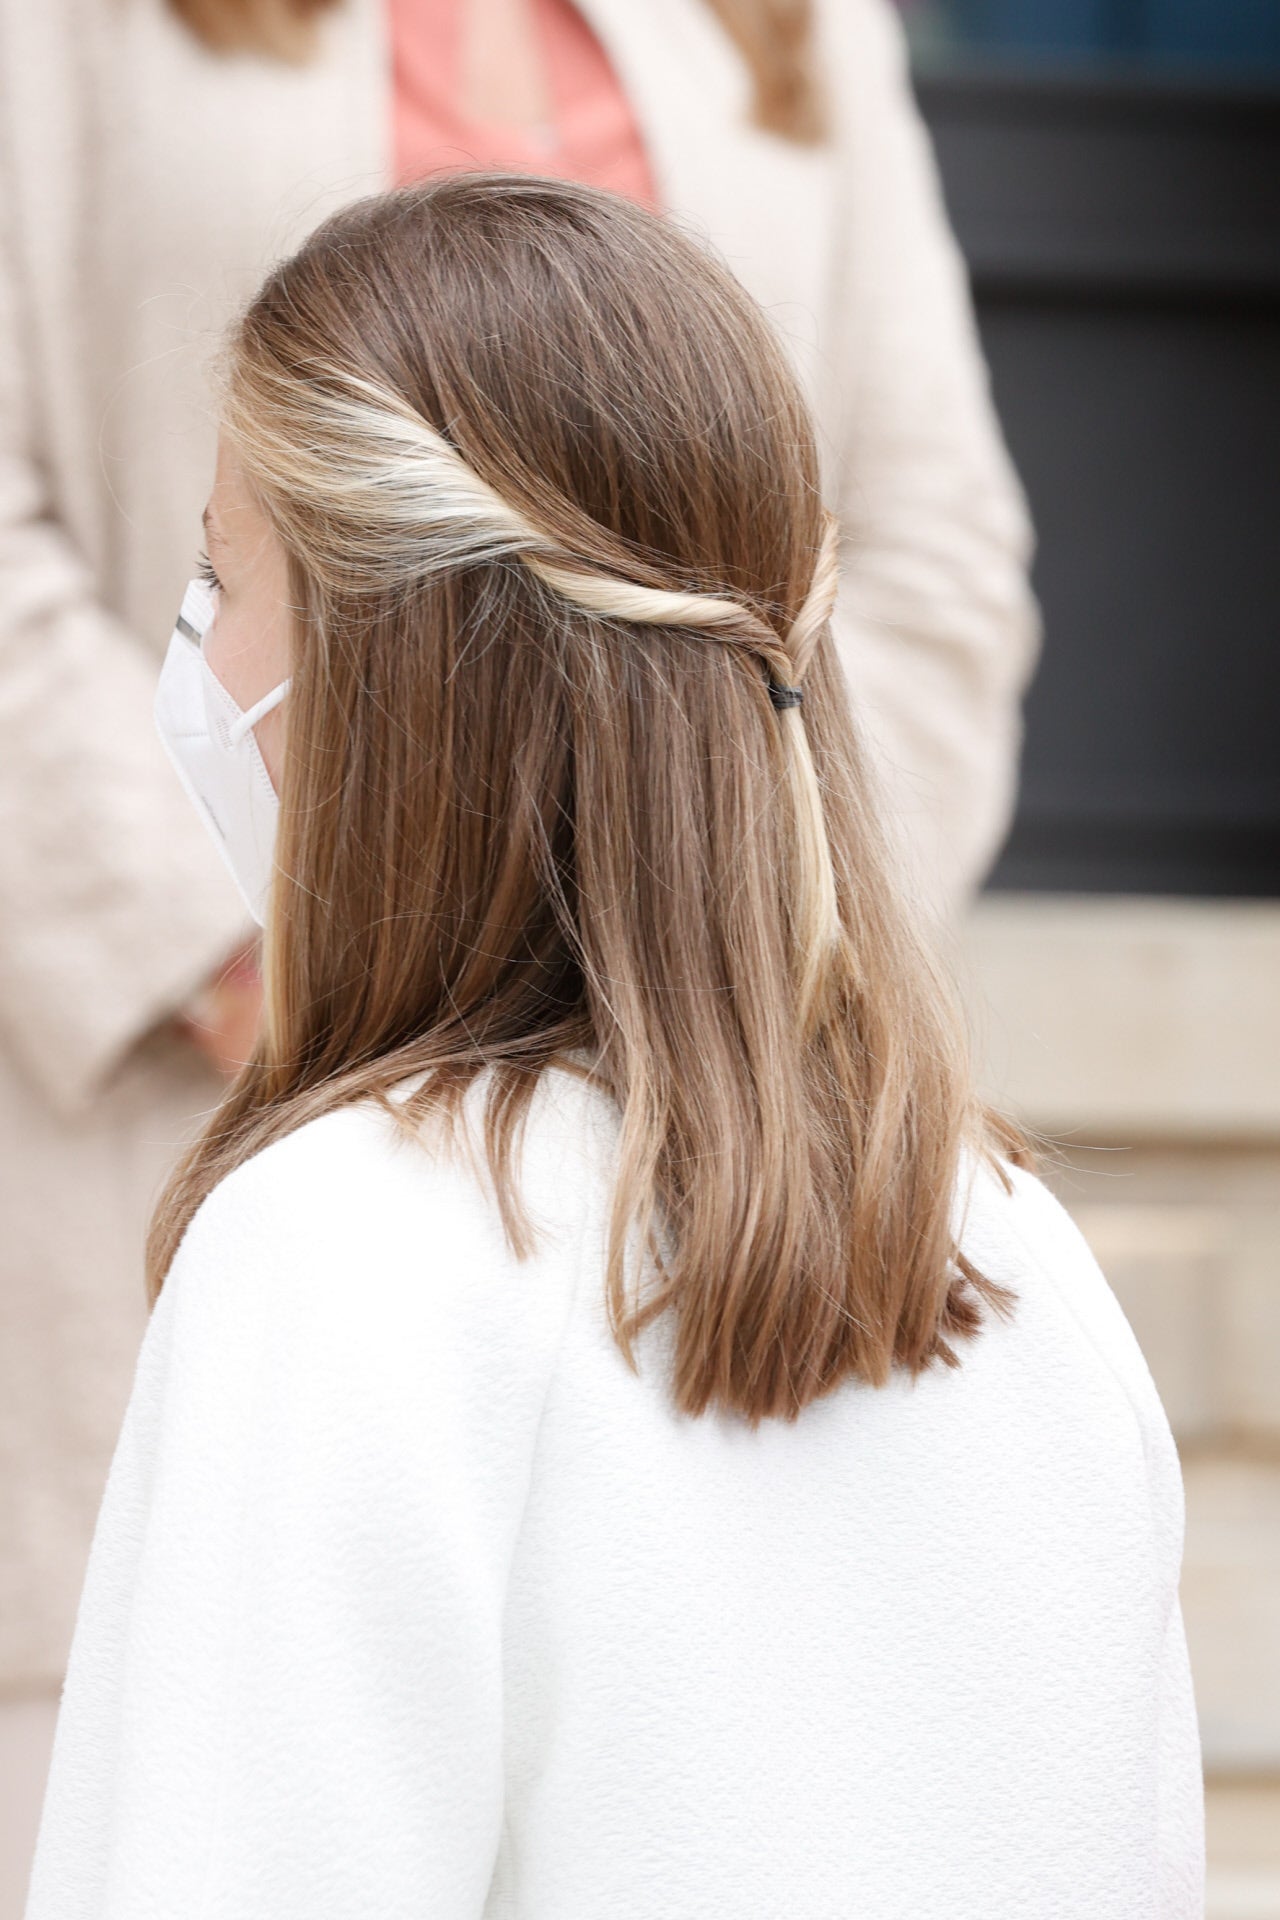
[201,504,224,548]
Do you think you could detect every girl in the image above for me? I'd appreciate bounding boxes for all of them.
[24,174,1199,1918]
[0,7,1039,1875]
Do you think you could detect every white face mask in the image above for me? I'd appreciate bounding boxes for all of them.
[154,578,292,927]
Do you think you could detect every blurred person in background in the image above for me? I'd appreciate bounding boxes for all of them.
[0,0,1037,1908]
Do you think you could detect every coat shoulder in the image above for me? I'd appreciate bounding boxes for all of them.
[169,1062,621,1323]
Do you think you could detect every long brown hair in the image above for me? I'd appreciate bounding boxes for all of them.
[164,0,828,145]
[149,172,1026,1422]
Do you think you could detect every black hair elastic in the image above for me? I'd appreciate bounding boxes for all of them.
[768,683,804,711]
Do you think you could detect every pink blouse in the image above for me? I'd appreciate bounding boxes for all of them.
[388,0,659,209]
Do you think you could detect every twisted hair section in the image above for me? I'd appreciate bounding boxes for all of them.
[220,354,847,1029]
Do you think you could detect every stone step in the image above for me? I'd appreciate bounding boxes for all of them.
[1206,1779,1280,1919]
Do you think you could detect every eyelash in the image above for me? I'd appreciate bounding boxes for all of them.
[196,549,222,593]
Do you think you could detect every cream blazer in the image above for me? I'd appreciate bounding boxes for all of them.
[0,0,1039,1690]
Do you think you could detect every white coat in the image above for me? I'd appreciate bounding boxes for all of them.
[24,1066,1202,1916]
[0,0,1039,1691]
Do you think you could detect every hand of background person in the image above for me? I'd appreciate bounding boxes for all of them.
[175,940,264,1078]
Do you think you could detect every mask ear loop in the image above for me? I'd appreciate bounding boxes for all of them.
[227,678,291,750]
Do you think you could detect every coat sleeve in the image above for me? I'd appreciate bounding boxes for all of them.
[819,0,1042,916]
[0,154,250,1113]
[22,1105,578,1920]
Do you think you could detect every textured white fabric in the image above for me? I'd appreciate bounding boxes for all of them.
[26,1066,1203,1919]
